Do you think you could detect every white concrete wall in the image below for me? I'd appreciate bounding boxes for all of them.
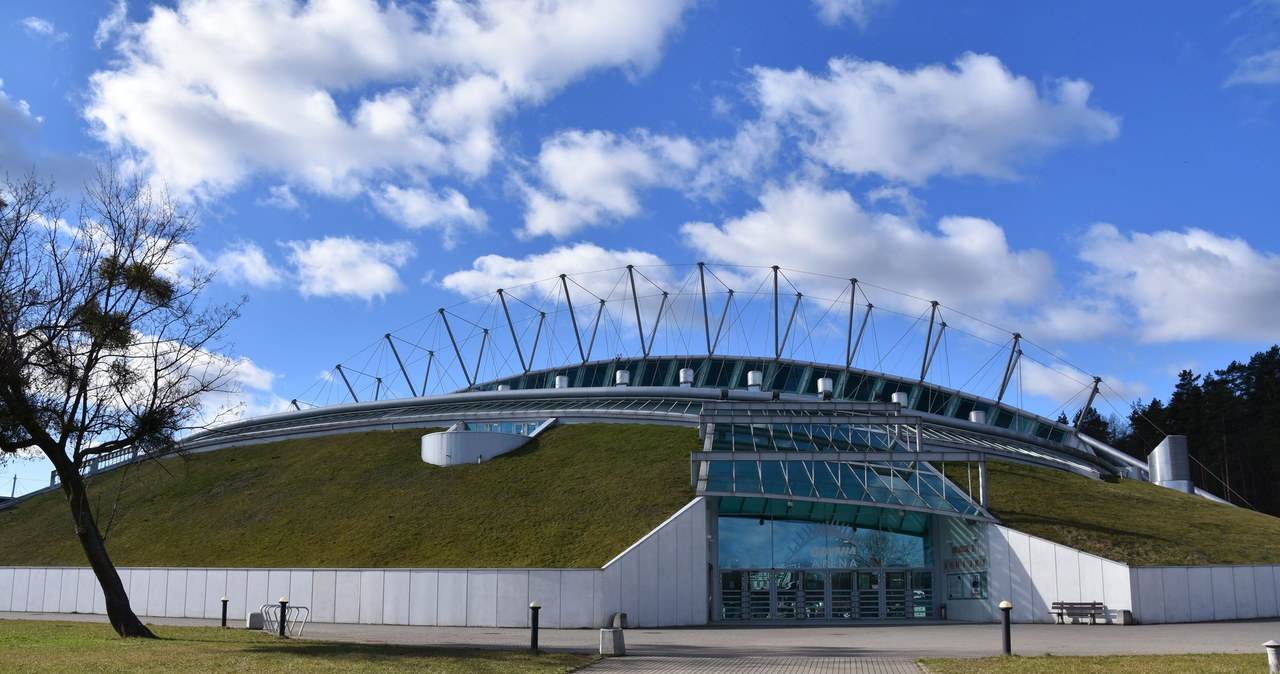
[947,524,1133,624]
[600,497,709,627]
[0,499,710,628]
[1131,565,1280,624]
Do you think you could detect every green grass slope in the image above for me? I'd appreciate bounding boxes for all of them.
[947,460,1280,566]
[0,424,696,568]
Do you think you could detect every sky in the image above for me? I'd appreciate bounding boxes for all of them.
[2,0,1279,496]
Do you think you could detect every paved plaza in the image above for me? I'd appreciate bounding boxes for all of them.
[6,612,1280,673]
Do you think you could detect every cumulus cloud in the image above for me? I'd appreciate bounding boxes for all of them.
[811,0,891,27]
[1018,359,1144,411]
[441,242,668,297]
[285,236,415,301]
[680,182,1055,315]
[522,129,697,238]
[1078,224,1280,342]
[214,241,284,287]
[94,0,128,48]
[372,183,487,248]
[84,0,693,207]
[751,53,1120,184]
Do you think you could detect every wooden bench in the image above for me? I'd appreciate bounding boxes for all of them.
[1050,601,1105,624]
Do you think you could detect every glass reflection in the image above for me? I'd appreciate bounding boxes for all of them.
[718,517,928,569]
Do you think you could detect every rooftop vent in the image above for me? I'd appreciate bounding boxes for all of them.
[554,375,570,389]
[747,370,763,392]
[968,410,986,424]
[817,377,834,400]
[891,391,910,407]
[615,370,631,386]
[679,368,695,387]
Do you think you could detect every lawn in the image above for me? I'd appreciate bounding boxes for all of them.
[922,653,1262,673]
[0,619,595,673]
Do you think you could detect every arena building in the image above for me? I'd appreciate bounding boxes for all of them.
[3,264,1277,627]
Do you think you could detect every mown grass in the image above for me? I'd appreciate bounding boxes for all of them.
[922,653,1261,673]
[0,424,696,568]
[944,460,1280,566]
[0,619,594,673]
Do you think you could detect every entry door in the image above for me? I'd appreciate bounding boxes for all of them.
[830,571,854,619]
[803,571,827,619]
[856,571,881,619]
[884,571,907,618]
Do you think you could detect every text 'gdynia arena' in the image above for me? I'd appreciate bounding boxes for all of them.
[8,263,1276,628]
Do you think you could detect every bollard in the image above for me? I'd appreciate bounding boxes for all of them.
[1265,640,1280,673]
[220,597,229,628]
[999,600,1013,655]
[529,602,541,651]
[279,597,289,637]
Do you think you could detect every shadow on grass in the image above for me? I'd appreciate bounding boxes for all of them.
[241,641,544,662]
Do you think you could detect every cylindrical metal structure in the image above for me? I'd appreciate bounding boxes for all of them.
[679,368,695,387]
[969,410,987,424]
[529,602,541,651]
[615,370,631,386]
[746,370,763,390]
[555,375,570,389]
[999,601,1012,655]
[817,377,833,399]
[891,391,910,407]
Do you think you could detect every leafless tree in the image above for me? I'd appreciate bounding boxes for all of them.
[0,166,242,637]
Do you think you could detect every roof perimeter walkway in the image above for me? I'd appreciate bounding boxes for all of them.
[7,611,1280,673]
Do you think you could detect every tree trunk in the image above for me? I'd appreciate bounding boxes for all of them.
[60,467,156,638]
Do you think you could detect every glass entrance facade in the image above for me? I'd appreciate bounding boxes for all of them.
[716,515,936,621]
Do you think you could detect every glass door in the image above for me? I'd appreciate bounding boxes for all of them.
[774,571,798,619]
[884,571,907,618]
[720,571,743,619]
[803,571,827,619]
[830,571,853,619]
[856,571,881,619]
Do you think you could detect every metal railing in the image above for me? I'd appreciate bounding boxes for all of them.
[260,604,310,636]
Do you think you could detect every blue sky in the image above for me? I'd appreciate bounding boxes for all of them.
[2,0,1279,495]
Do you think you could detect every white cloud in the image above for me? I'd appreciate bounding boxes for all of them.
[441,242,668,297]
[94,0,128,48]
[258,184,300,211]
[21,17,67,42]
[285,236,415,301]
[1227,49,1280,86]
[371,184,487,249]
[0,81,42,168]
[751,53,1120,184]
[680,182,1055,315]
[1078,224,1280,342]
[214,241,284,287]
[811,0,891,27]
[1018,359,1144,410]
[84,0,693,206]
[522,129,698,238]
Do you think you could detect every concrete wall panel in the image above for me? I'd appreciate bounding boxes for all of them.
[1256,567,1278,618]
[466,570,498,626]
[58,569,78,613]
[1053,546,1081,603]
[1234,567,1258,619]
[560,570,598,628]
[359,571,384,624]
[437,570,468,625]
[288,570,315,617]
[310,570,337,623]
[12,568,31,612]
[408,570,439,626]
[334,570,361,623]
[183,569,206,618]
[124,568,146,616]
[0,567,14,611]
[528,570,561,628]
[1211,567,1236,621]
[143,569,167,616]
[164,570,186,617]
[1186,567,1214,622]
[267,570,291,609]
[245,570,270,614]
[496,571,530,628]
[204,569,228,619]
[1160,567,1191,623]
[383,571,411,625]
[225,570,248,622]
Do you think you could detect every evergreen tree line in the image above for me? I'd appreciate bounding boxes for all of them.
[1064,346,1280,517]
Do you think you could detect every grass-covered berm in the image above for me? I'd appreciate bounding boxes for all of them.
[945,459,1280,566]
[5,423,1280,568]
[0,424,696,568]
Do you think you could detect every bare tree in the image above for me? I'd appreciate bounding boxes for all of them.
[0,166,242,638]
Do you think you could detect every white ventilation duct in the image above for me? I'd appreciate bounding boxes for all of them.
[1149,435,1194,493]
[615,370,631,386]
[891,391,910,407]
[679,368,695,387]
[968,410,986,424]
[817,377,834,400]
[497,384,511,391]
[554,375,569,389]
[747,370,763,391]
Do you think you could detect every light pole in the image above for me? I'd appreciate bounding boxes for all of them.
[529,601,541,651]
[999,600,1013,655]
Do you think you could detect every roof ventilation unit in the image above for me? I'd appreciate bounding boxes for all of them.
[968,410,986,424]
[615,370,631,386]
[817,377,834,400]
[891,391,910,407]
[497,384,511,391]
[554,375,570,389]
[679,368,695,387]
[1149,435,1195,494]
[746,370,763,392]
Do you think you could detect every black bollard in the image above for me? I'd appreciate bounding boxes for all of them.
[221,596,229,628]
[999,600,1012,655]
[279,597,289,637]
[529,602,541,651]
